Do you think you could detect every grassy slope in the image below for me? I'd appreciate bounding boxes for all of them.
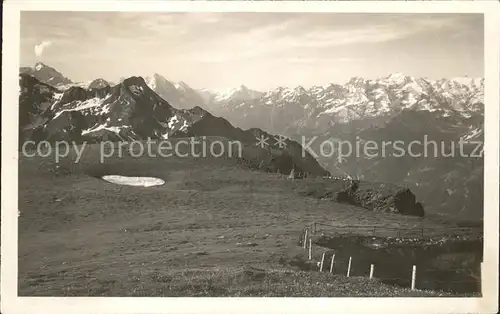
[18,143,468,296]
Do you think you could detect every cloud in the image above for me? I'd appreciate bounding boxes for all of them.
[283,57,357,64]
[175,15,454,64]
[34,40,53,57]
[177,19,407,64]
[20,12,483,89]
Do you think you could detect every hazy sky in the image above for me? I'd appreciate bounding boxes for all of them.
[20,12,483,91]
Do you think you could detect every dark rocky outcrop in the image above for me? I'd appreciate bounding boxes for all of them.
[298,179,425,217]
[347,181,425,217]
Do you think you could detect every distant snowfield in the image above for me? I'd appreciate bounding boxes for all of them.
[102,175,165,187]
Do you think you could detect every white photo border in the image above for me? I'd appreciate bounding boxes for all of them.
[2,1,499,314]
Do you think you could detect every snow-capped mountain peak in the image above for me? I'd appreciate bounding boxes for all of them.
[384,72,407,84]
[210,84,264,103]
[144,73,205,110]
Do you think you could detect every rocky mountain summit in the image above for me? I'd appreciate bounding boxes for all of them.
[21,62,72,87]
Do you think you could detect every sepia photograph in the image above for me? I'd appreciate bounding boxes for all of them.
[1,1,499,314]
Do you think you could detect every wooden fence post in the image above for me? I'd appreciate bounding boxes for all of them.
[314,222,317,234]
[480,262,483,293]
[303,229,308,249]
[369,264,374,279]
[411,265,416,290]
[347,257,352,277]
[308,238,312,260]
[319,252,325,272]
[330,254,336,273]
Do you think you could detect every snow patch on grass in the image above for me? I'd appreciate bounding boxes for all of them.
[102,175,165,187]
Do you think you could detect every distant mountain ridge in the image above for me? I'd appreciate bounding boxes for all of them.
[141,72,484,142]
[22,64,483,131]
[205,73,483,135]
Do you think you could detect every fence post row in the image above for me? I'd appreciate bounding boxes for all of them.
[301,224,479,239]
[299,224,481,290]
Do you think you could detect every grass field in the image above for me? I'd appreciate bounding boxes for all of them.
[18,142,476,296]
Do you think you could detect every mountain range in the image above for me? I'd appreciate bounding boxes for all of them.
[22,63,483,130]
[203,73,483,134]
[18,62,484,221]
[140,69,484,221]
[18,70,327,178]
